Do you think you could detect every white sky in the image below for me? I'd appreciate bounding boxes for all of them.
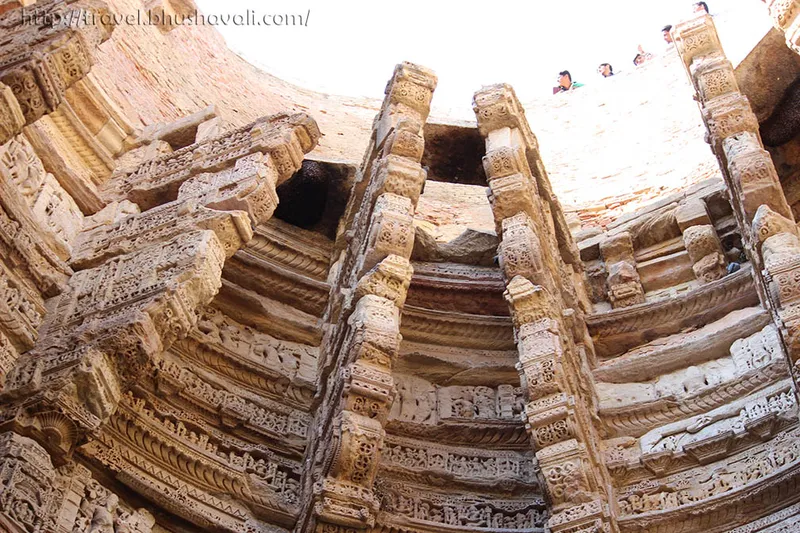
[195,0,774,107]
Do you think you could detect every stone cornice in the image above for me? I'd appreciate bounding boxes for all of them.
[401,306,515,351]
[600,360,788,437]
[587,267,758,357]
[594,306,769,383]
[385,419,530,450]
[249,218,332,282]
[407,262,509,317]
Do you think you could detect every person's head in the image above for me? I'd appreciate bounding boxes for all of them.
[558,70,572,88]
[662,25,673,43]
[633,54,645,66]
[694,2,709,13]
[597,63,613,77]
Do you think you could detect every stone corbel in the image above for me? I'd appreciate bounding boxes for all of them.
[473,83,537,150]
[0,84,24,144]
[358,194,414,276]
[672,14,723,69]
[0,0,114,141]
[525,393,578,449]
[723,131,792,223]
[675,198,712,231]
[482,145,532,183]
[600,232,645,308]
[504,275,554,328]
[487,172,537,231]
[498,213,547,287]
[345,295,401,363]
[354,254,413,308]
[702,93,761,155]
[373,154,427,208]
[516,320,566,401]
[375,62,436,146]
[682,224,727,283]
[689,52,738,102]
[315,412,384,529]
[312,477,379,530]
[764,0,800,54]
[380,118,424,161]
[537,439,595,510]
[341,361,394,422]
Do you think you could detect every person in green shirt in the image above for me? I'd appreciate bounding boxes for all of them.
[553,70,584,94]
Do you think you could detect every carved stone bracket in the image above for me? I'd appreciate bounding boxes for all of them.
[763,0,800,55]
[0,114,319,462]
[600,232,645,309]
[0,0,115,144]
[682,224,727,283]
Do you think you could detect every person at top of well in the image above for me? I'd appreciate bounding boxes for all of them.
[553,70,584,94]
[598,63,614,77]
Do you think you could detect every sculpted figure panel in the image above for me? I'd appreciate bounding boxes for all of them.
[598,324,783,413]
[194,306,318,385]
[382,436,537,486]
[0,432,56,533]
[0,270,43,352]
[620,426,800,517]
[639,382,796,456]
[0,136,84,256]
[389,375,525,425]
[600,232,645,308]
[376,480,546,530]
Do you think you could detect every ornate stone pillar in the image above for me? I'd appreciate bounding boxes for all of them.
[0,113,319,465]
[473,84,617,533]
[0,0,115,144]
[673,15,800,382]
[303,62,435,533]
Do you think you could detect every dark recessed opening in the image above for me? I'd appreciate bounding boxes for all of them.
[422,121,487,186]
[274,159,354,239]
[161,125,200,151]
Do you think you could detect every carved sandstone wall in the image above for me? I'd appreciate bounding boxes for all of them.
[2,1,800,533]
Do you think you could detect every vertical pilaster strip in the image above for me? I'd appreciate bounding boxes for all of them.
[308,62,436,533]
[673,15,800,386]
[473,84,617,533]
